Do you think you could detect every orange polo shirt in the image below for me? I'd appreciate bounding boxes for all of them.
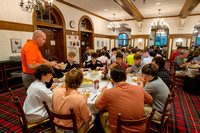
[21,40,43,74]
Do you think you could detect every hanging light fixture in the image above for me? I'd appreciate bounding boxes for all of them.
[151,9,166,29]
[193,28,198,34]
[19,0,53,13]
[108,14,121,32]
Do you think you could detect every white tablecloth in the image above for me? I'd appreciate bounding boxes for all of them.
[186,65,200,78]
[54,71,137,115]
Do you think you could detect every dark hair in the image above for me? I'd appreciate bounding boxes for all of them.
[91,52,98,58]
[48,56,58,62]
[134,53,141,60]
[121,48,125,53]
[110,66,126,82]
[125,50,130,54]
[177,46,182,50]
[152,56,165,68]
[102,47,107,51]
[100,51,105,56]
[131,48,137,54]
[150,50,157,57]
[34,65,54,80]
[116,53,123,59]
[142,64,158,76]
[65,69,83,89]
[112,47,117,52]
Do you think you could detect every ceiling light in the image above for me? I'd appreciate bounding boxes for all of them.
[104,9,108,11]
[156,2,160,5]
[108,14,121,32]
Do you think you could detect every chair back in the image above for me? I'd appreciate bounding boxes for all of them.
[8,88,29,132]
[159,89,176,132]
[169,80,175,92]
[117,107,156,133]
[42,101,78,133]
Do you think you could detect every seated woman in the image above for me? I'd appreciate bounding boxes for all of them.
[45,56,63,89]
[151,56,171,88]
[83,52,103,70]
[63,51,79,72]
[52,69,92,133]
[23,65,54,124]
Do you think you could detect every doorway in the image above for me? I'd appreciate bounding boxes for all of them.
[79,16,94,64]
[38,27,60,60]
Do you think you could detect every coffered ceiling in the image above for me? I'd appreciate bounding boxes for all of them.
[60,0,200,21]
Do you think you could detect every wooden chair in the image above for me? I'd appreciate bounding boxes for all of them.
[117,107,156,133]
[169,80,175,92]
[173,62,186,87]
[150,88,176,133]
[42,101,78,133]
[8,88,50,133]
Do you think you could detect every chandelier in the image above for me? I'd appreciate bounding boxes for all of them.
[132,0,147,4]
[19,0,53,13]
[151,9,166,29]
[193,28,198,34]
[108,14,121,32]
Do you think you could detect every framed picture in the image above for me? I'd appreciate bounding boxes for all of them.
[97,40,100,47]
[176,42,182,46]
[10,38,22,53]
[101,41,104,47]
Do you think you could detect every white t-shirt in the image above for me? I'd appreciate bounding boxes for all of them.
[23,80,52,124]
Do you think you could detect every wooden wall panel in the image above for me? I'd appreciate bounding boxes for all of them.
[0,20,33,32]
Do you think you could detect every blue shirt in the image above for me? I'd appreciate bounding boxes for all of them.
[193,56,200,62]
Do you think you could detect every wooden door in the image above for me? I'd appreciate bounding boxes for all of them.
[81,32,93,62]
[38,27,59,60]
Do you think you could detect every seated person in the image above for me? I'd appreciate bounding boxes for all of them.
[83,52,103,70]
[95,66,153,133]
[52,69,92,133]
[143,50,157,65]
[108,53,128,70]
[127,53,145,74]
[45,56,63,89]
[193,53,200,65]
[152,56,171,88]
[126,48,137,66]
[23,65,54,124]
[63,51,79,72]
[98,51,109,67]
[137,64,170,120]
[174,49,192,71]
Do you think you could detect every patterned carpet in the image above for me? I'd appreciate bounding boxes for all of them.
[0,87,200,132]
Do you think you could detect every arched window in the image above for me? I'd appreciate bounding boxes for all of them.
[118,33,128,47]
[36,10,57,24]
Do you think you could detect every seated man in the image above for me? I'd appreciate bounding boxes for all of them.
[126,48,137,66]
[63,51,79,72]
[137,64,170,120]
[174,49,192,71]
[193,53,200,65]
[23,65,54,124]
[95,66,153,133]
[143,50,157,65]
[128,53,145,74]
[152,56,171,88]
[52,69,92,133]
[108,53,128,70]
[84,52,103,70]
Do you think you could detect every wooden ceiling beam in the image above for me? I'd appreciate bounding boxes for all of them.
[114,0,144,21]
[179,0,200,18]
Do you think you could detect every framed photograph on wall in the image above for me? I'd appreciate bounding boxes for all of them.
[97,40,100,47]
[176,42,182,46]
[10,38,22,53]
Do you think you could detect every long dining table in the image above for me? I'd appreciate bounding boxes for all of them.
[53,70,138,115]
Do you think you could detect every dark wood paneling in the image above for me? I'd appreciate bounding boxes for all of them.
[0,20,33,32]
[66,30,78,35]
[131,35,149,39]
[169,34,193,38]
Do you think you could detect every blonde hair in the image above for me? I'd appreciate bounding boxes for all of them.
[68,51,76,57]
[89,49,95,55]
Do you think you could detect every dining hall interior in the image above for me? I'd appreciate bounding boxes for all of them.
[0,0,200,132]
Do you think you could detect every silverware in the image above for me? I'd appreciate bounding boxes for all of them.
[91,95,97,101]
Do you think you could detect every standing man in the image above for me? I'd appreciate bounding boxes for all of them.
[21,30,57,92]
[83,47,91,63]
